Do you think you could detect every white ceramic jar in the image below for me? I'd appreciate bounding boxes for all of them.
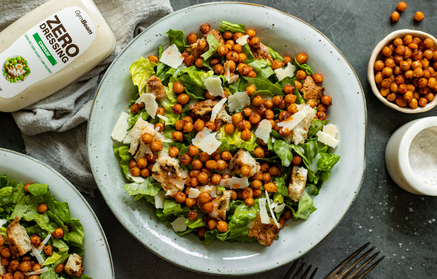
[386,117,437,195]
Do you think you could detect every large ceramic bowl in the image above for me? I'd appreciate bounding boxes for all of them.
[0,148,114,278]
[88,2,366,276]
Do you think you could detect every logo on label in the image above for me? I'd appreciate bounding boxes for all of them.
[2,56,31,83]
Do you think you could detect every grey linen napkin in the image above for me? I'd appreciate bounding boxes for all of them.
[2,0,173,195]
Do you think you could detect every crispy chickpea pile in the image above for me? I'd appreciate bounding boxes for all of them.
[126,23,334,236]
[0,234,65,279]
[374,34,436,108]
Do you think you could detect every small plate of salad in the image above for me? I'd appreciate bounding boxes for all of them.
[0,148,114,278]
[88,2,366,276]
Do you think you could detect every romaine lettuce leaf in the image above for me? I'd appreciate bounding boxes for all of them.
[218,126,258,152]
[317,153,340,172]
[294,191,316,220]
[123,177,161,197]
[113,144,131,179]
[293,56,314,77]
[247,59,274,80]
[28,183,48,196]
[275,77,305,104]
[267,46,284,61]
[201,34,220,60]
[129,57,156,95]
[308,119,329,137]
[66,218,84,248]
[166,29,187,52]
[219,21,246,33]
[273,140,293,167]
[242,44,255,64]
[163,199,182,215]
[243,77,282,95]
[160,78,180,125]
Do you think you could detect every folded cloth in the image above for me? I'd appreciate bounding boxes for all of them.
[3,0,173,195]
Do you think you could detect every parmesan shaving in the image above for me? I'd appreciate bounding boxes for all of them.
[274,62,296,81]
[236,35,249,46]
[204,76,225,97]
[0,219,7,227]
[265,190,280,228]
[111,112,129,142]
[160,44,184,68]
[157,114,169,122]
[227,91,250,112]
[154,190,165,209]
[277,110,306,131]
[274,203,286,213]
[323,124,338,138]
[258,198,270,224]
[31,245,45,265]
[126,174,145,183]
[317,131,339,148]
[136,93,158,118]
[210,98,227,122]
[188,188,201,198]
[255,119,272,144]
[24,267,48,276]
[198,133,221,155]
[220,176,249,189]
[171,216,188,232]
[192,128,213,146]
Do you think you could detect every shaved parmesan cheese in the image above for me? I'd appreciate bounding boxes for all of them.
[228,91,250,112]
[204,76,225,97]
[160,44,184,68]
[274,62,296,81]
[255,119,272,144]
[220,176,249,189]
[111,112,129,142]
[136,93,158,118]
[171,216,188,232]
[157,114,169,122]
[236,35,249,46]
[211,98,227,122]
[24,267,48,276]
[265,190,280,228]
[224,62,240,84]
[198,133,221,155]
[259,198,270,224]
[323,124,338,138]
[154,190,165,209]
[317,131,339,148]
[274,203,286,213]
[188,188,201,198]
[0,219,7,227]
[126,174,144,183]
[192,128,213,146]
[277,109,306,131]
[31,245,45,264]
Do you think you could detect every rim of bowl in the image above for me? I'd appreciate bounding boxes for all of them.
[367,29,437,114]
[398,116,437,195]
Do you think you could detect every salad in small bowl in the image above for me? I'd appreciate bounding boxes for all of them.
[111,20,340,246]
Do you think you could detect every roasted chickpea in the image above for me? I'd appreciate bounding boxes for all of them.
[54,263,65,274]
[223,30,233,40]
[231,113,243,125]
[424,38,434,49]
[251,95,264,107]
[414,11,424,22]
[321,95,332,106]
[296,70,307,80]
[245,85,257,96]
[419,97,429,107]
[382,67,393,78]
[242,188,253,200]
[183,121,194,133]
[174,192,186,204]
[30,235,41,247]
[52,228,64,239]
[147,153,157,164]
[187,210,198,222]
[254,146,265,158]
[36,203,48,213]
[226,51,239,62]
[296,53,308,64]
[171,131,183,141]
[313,73,324,83]
[292,155,302,166]
[173,81,184,94]
[213,64,225,75]
[221,151,232,161]
[204,160,217,170]
[154,123,164,133]
[130,166,140,177]
[233,32,244,41]
[250,37,260,48]
[185,198,196,208]
[198,192,212,204]
[172,104,183,114]
[177,93,190,105]
[196,152,208,163]
[307,99,317,108]
[283,55,292,64]
[390,11,400,22]
[397,1,407,12]
[249,113,261,124]
[184,54,195,66]
[242,107,253,118]
[238,52,247,63]
[179,153,192,166]
[168,147,179,158]
[195,58,204,68]
[264,182,277,193]
[205,121,216,131]
[272,60,285,70]
[269,166,281,176]
[150,141,163,153]
[148,55,159,63]
[272,95,283,107]
[200,23,211,34]
[240,165,252,177]
[241,129,252,141]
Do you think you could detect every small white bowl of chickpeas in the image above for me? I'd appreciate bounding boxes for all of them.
[368,29,437,113]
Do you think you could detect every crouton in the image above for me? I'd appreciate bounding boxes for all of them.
[146,75,165,100]
[152,152,188,196]
[288,166,308,202]
[301,76,324,102]
[186,37,207,59]
[6,216,32,258]
[216,106,232,124]
[247,213,282,246]
[250,43,273,63]
[189,99,219,116]
[229,149,260,177]
[65,253,85,277]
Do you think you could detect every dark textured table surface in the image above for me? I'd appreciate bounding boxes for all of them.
[1,0,437,278]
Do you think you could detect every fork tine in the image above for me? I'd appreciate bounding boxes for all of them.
[309,268,318,279]
[345,250,380,279]
[301,264,313,279]
[292,262,305,279]
[354,255,385,279]
[338,246,376,277]
[329,242,371,276]
[284,261,299,279]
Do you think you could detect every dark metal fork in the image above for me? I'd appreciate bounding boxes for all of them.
[325,242,385,279]
[283,260,318,279]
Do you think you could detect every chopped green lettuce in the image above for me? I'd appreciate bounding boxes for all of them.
[166,29,187,52]
[219,21,246,33]
[201,34,220,60]
[129,57,156,95]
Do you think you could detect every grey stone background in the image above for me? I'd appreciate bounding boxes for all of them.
[1,0,437,278]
